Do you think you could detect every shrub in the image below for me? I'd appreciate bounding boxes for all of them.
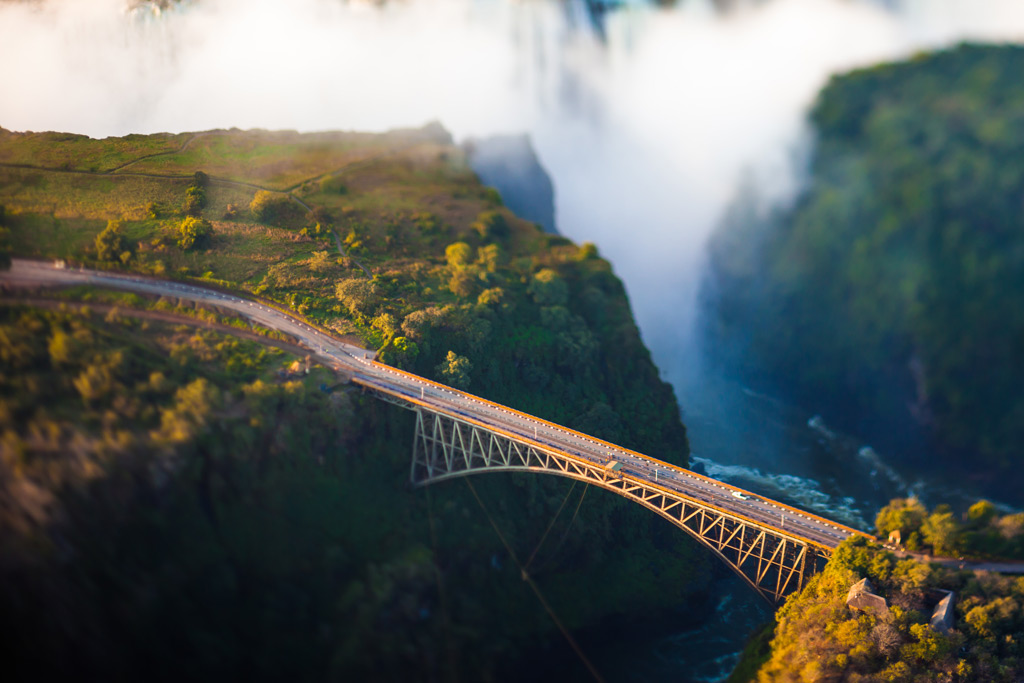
[318,176,348,195]
[471,210,508,240]
[875,498,927,541]
[528,268,568,307]
[95,220,128,262]
[0,226,10,270]
[482,186,503,206]
[445,242,473,269]
[176,217,213,251]
[448,271,477,298]
[335,278,379,316]
[250,190,295,224]
[436,350,472,389]
[183,171,209,216]
[307,250,332,273]
[476,244,504,272]
[577,242,599,260]
[477,287,504,307]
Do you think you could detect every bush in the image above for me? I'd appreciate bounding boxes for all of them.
[875,498,928,541]
[319,176,348,195]
[250,190,296,224]
[176,217,213,251]
[0,226,10,270]
[183,171,209,217]
[471,210,508,240]
[436,350,472,389]
[576,242,599,260]
[445,242,473,269]
[95,220,128,262]
[528,268,568,306]
[448,271,477,298]
[335,278,379,316]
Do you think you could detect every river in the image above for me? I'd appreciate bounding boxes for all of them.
[4,0,1024,680]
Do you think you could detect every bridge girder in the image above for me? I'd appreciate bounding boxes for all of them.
[408,407,829,605]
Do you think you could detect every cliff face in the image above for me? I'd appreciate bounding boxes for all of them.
[0,124,702,680]
[464,134,558,234]
[703,44,1024,495]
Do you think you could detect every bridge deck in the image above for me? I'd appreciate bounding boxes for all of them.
[353,362,870,552]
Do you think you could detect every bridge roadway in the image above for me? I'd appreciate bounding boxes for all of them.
[3,259,869,552]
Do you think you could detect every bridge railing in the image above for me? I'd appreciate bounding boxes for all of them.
[359,361,875,543]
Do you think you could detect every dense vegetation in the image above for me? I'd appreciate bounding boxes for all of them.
[0,124,684,458]
[704,44,1024,493]
[0,126,703,680]
[736,536,1024,682]
[875,498,1024,561]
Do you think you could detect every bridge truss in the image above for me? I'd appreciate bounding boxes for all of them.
[403,406,829,605]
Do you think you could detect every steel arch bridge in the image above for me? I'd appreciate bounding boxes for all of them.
[367,385,834,605]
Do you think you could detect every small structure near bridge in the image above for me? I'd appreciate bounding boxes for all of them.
[846,578,888,614]
[929,590,956,633]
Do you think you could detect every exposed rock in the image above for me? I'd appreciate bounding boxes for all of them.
[464,134,558,234]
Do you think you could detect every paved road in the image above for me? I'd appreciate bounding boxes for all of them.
[3,259,868,550]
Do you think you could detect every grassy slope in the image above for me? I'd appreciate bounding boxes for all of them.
[0,125,702,680]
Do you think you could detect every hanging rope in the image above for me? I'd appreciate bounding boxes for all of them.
[425,486,459,682]
[523,480,578,572]
[533,483,590,576]
[463,479,605,683]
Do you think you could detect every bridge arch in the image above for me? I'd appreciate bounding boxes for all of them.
[409,407,829,604]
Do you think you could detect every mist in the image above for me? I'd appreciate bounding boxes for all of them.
[3,0,1024,400]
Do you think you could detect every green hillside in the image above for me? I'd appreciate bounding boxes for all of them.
[0,125,701,680]
[706,44,1024,493]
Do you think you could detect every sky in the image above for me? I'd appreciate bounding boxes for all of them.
[3,0,1024,391]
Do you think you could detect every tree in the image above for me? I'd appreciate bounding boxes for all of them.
[967,499,998,524]
[528,268,568,306]
[176,216,213,251]
[875,498,927,541]
[0,226,11,271]
[471,210,507,240]
[95,220,128,262]
[307,250,333,273]
[250,190,295,223]
[576,242,599,260]
[448,271,476,298]
[997,513,1024,540]
[477,287,505,307]
[48,329,77,366]
[401,306,449,341]
[445,242,473,269]
[436,350,472,390]
[371,312,399,338]
[183,171,209,216]
[476,244,504,273]
[335,278,379,316]
[384,336,419,369]
[921,509,961,556]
